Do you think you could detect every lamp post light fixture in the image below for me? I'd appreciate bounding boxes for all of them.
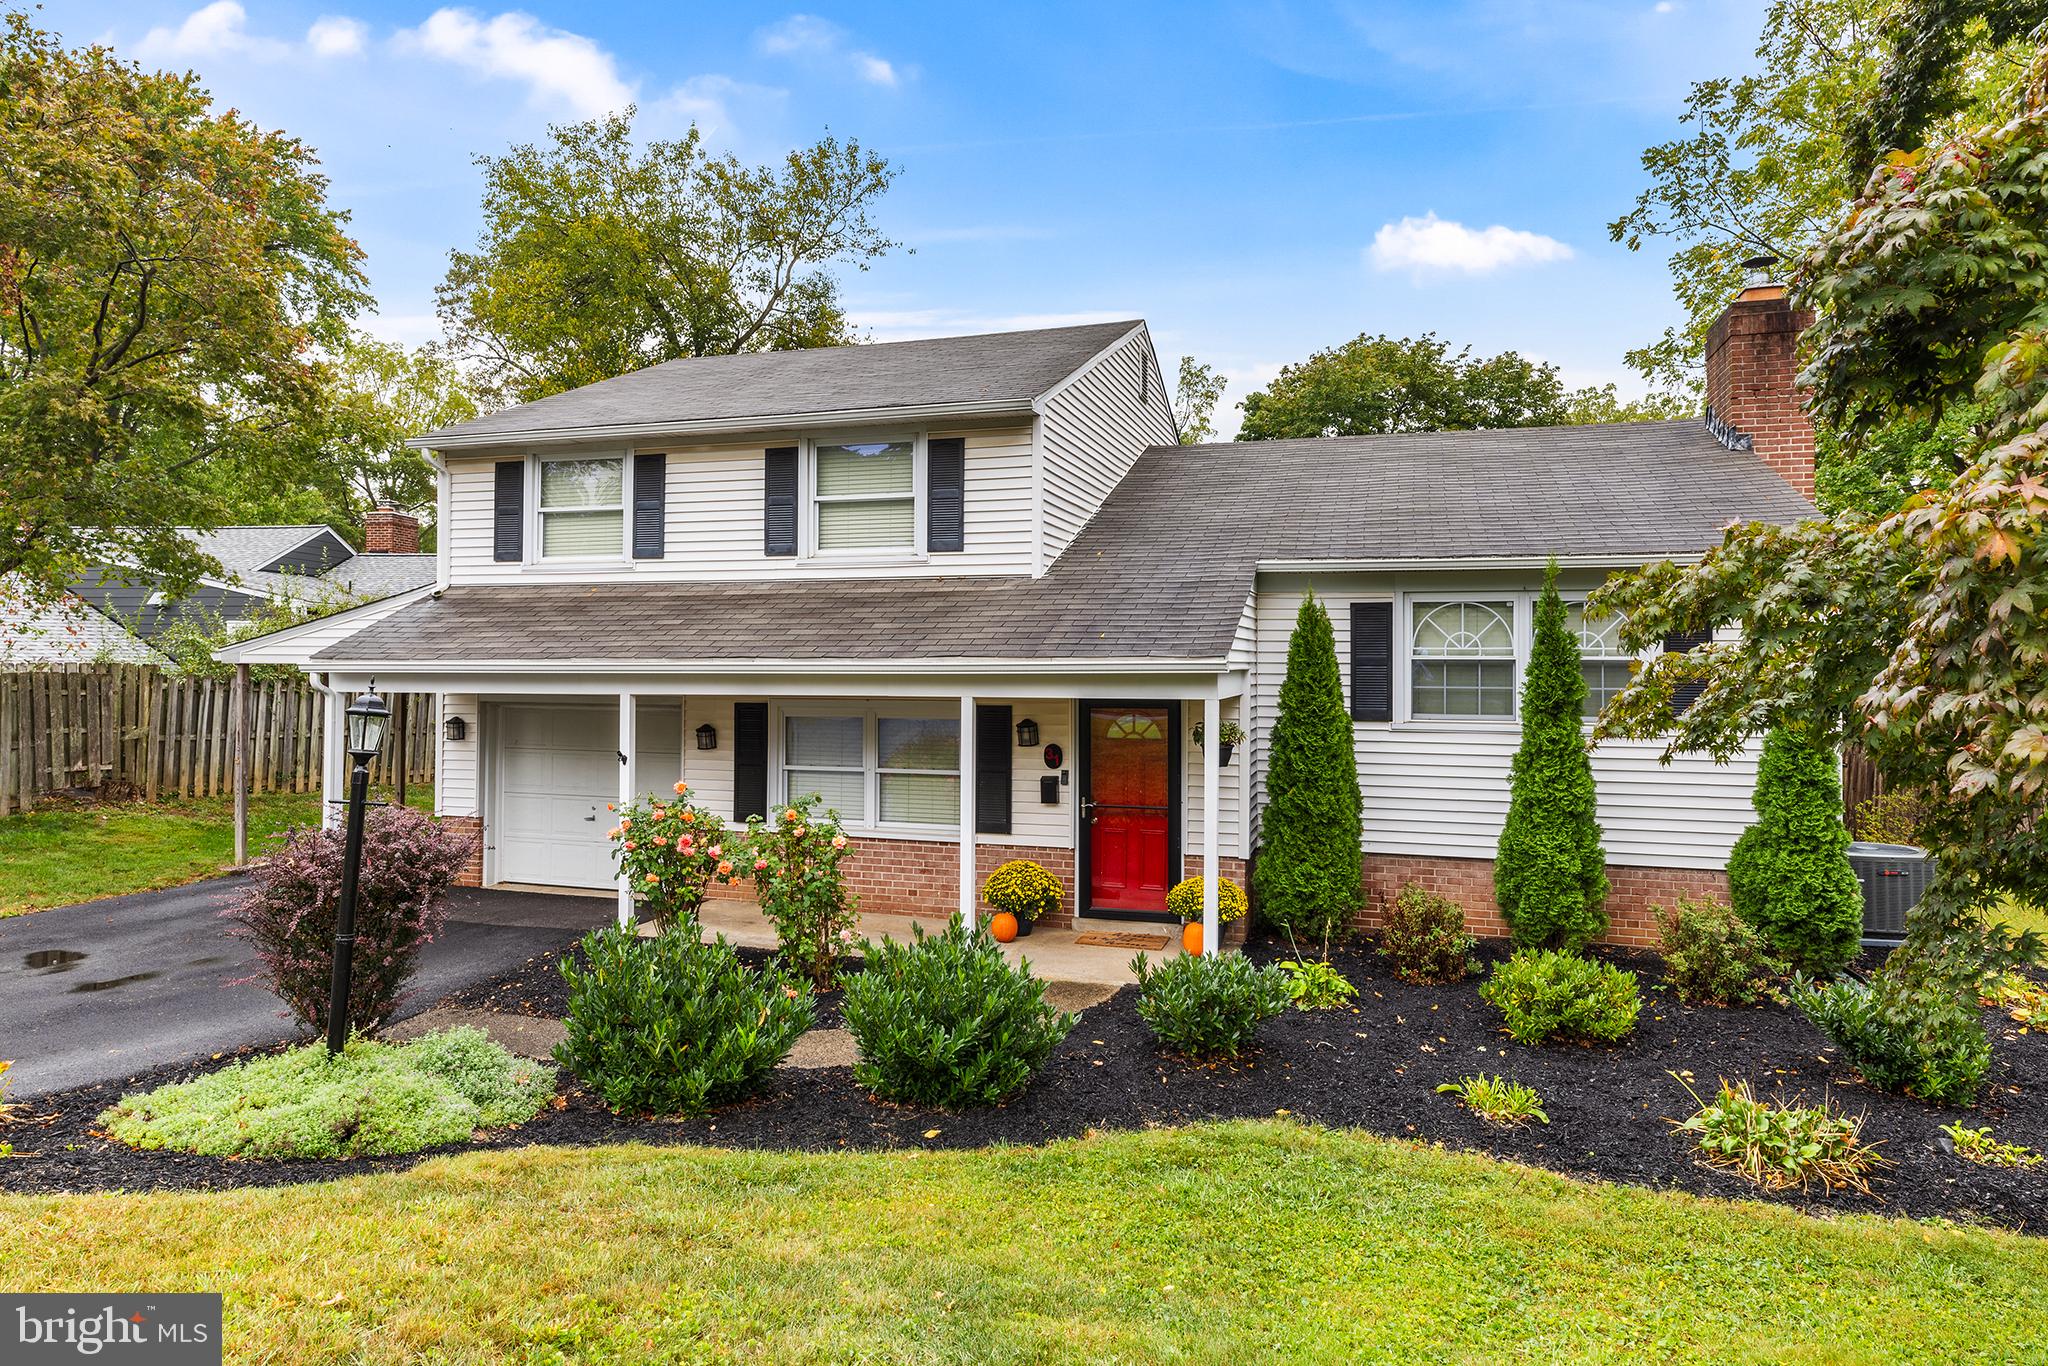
[327,684,389,1055]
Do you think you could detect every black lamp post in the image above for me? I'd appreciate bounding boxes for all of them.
[327,684,389,1055]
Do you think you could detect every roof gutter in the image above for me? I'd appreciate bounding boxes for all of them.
[305,654,1236,677]
[408,399,1038,451]
[1255,552,1707,574]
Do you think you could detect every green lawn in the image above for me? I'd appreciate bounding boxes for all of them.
[7,1123,2044,1363]
[0,786,432,916]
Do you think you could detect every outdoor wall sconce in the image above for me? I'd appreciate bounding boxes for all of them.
[442,714,467,743]
[696,722,718,751]
[1015,717,1039,747]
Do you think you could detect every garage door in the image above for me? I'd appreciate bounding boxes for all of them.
[494,705,618,889]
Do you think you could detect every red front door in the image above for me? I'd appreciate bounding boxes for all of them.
[1083,704,1175,915]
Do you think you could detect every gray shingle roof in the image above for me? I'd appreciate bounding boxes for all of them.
[317,420,1814,669]
[414,321,1143,447]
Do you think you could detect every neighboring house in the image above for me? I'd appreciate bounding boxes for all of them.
[221,285,1815,949]
[0,579,169,666]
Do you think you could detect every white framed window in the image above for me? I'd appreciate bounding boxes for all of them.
[810,437,921,556]
[1409,599,1517,719]
[536,455,626,559]
[1566,601,1634,719]
[779,704,960,830]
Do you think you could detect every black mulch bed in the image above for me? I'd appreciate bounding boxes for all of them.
[7,930,2047,1232]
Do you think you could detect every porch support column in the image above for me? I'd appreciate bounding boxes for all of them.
[1201,681,1221,956]
[320,681,344,832]
[959,693,977,929]
[231,663,249,865]
[617,691,635,928]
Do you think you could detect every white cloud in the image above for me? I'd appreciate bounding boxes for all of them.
[756,14,903,87]
[306,16,369,58]
[394,8,636,118]
[1653,1,1679,12]
[139,2,369,63]
[1366,212,1573,276]
[648,74,788,140]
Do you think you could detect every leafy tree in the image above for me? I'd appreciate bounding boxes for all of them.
[1726,727,1864,973]
[1558,384,1693,426]
[1494,563,1608,951]
[1173,355,1226,444]
[0,11,368,608]
[1849,0,2048,178]
[438,110,899,405]
[1236,333,1574,440]
[1252,594,1362,944]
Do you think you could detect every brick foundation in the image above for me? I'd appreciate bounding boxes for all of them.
[440,814,484,887]
[1345,853,1728,950]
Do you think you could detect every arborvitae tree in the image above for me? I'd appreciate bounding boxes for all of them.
[1495,563,1609,950]
[1728,726,1864,974]
[1253,592,1363,944]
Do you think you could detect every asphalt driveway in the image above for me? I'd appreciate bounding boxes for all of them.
[0,878,615,1097]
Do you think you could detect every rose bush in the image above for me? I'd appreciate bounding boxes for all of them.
[608,781,738,930]
[746,792,859,989]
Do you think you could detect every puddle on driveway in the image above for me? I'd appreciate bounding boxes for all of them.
[24,949,87,973]
[68,971,159,994]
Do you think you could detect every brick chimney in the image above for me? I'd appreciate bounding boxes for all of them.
[362,505,421,555]
[1703,257,1817,497]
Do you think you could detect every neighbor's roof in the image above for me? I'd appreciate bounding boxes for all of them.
[314,420,1813,670]
[411,320,1145,448]
[185,526,340,576]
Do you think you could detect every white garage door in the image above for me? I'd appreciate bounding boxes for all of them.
[494,705,618,889]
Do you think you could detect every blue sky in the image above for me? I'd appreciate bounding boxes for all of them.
[64,0,1773,433]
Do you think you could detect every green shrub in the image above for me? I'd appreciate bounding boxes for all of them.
[1852,788,1927,848]
[746,793,859,989]
[1277,957,1356,1010]
[1495,564,1609,951]
[982,859,1063,923]
[1166,875,1249,924]
[98,1028,554,1159]
[1130,951,1292,1059]
[1480,949,1641,1045]
[556,922,813,1117]
[1253,593,1362,944]
[1727,727,1864,975]
[841,918,1075,1109]
[1657,896,1784,1005]
[1673,1079,1879,1194]
[607,785,738,930]
[1437,1075,1549,1126]
[1379,883,1477,984]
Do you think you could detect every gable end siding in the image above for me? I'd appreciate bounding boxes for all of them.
[1037,329,1178,567]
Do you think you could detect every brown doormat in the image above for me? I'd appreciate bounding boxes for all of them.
[1072,930,1170,950]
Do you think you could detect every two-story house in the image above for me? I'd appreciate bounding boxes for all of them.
[220,283,1815,950]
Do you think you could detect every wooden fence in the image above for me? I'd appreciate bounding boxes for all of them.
[0,664,434,817]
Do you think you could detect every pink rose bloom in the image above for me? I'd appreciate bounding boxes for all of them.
[623,840,637,851]
[717,860,734,875]
[792,826,806,838]
[753,858,769,871]
[606,827,621,839]
[678,834,694,848]
[708,844,722,858]
[651,835,668,847]
[830,834,847,850]
[652,807,667,821]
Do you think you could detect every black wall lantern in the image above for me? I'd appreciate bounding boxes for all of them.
[695,722,718,751]
[443,714,467,743]
[1015,717,1039,748]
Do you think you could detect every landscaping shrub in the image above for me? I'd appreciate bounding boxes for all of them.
[1852,788,1927,848]
[1166,874,1249,925]
[1495,563,1609,952]
[1437,1075,1549,1126]
[1726,727,1864,975]
[556,922,813,1117]
[841,918,1075,1109]
[98,1028,554,1159]
[1657,895,1783,1006]
[1480,949,1641,1045]
[746,793,859,989]
[1379,883,1477,984]
[608,783,737,930]
[982,859,1063,925]
[1673,1079,1879,1194]
[1130,951,1292,1059]
[1253,593,1362,944]
[1277,956,1356,1010]
[224,804,471,1035]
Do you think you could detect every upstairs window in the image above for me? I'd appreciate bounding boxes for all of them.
[538,456,625,558]
[813,440,917,554]
[1410,600,1516,718]
[1567,602,1635,719]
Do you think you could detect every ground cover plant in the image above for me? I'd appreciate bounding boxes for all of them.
[1658,895,1783,1006]
[555,922,812,1117]
[1672,1078,1880,1196]
[1130,951,1292,1059]
[606,783,735,930]
[1941,1122,2041,1169]
[1378,882,1476,983]
[1436,1075,1548,1126]
[1277,955,1356,1010]
[225,803,471,1034]
[746,793,859,989]
[1481,949,1641,1045]
[97,1028,552,1159]
[841,918,1075,1109]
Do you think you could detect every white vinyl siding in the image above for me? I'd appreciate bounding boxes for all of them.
[442,424,1034,584]
[438,691,480,817]
[1252,580,1762,870]
[1037,327,1177,568]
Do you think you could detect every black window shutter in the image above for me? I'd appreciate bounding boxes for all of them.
[1664,628,1714,714]
[927,436,966,553]
[1350,601,1394,722]
[492,460,524,562]
[974,704,1012,836]
[763,447,799,556]
[733,703,769,822]
[632,453,666,559]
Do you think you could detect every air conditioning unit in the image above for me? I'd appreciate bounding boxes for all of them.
[1847,842,1933,945]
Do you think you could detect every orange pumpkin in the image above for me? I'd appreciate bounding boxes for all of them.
[1181,921,1204,955]
[989,911,1019,943]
